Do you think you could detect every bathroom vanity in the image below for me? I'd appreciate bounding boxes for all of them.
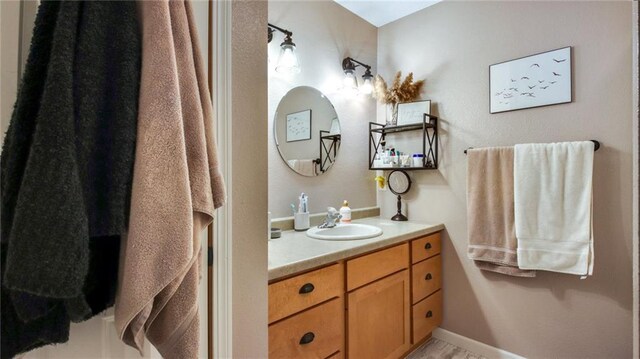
[268,218,444,359]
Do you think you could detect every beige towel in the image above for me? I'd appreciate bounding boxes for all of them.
[466,147,535,277]
[115,1,225,357]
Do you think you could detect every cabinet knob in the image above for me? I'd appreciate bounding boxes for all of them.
[426,311,433,318]
[299,283,315,294]
[425,242,432,250]
[425,273,432,280]
[299,332,315,345]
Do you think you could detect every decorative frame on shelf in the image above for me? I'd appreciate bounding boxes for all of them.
[489,46,572,114]
[286,109,312,142]
[368,113,438,171]
[397,100,431,126]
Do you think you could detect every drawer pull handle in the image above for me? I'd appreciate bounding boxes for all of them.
[299,283,315,294]
[425,242,432,250]
[299,332,315,345]
[426,311,433,318]
[425,273,433,280]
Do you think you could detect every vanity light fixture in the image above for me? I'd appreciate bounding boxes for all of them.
[268,23,300,75]
[342,57,374,95]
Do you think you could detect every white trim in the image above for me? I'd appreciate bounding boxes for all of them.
[632,3,639,358]
[211,1,233,358]
[432,328,526,359]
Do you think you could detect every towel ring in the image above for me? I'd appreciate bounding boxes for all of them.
[463,140,600,154]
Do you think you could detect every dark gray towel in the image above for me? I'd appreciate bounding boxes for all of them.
[1,1,140,357]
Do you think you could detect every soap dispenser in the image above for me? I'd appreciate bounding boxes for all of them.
[340,200,351,223]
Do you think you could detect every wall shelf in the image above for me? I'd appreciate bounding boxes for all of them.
[319,130,341,173]
[369,113,438,171]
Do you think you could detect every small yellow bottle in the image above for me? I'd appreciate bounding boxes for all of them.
[340,200,352,223]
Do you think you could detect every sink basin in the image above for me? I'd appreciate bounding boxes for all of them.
[306,223,383,241]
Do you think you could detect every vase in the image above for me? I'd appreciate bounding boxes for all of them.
[386,103,398,126]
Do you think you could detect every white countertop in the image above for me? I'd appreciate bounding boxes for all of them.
[268,217,444,281]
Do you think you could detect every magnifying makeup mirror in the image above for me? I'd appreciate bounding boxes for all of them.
[388,170,411,221]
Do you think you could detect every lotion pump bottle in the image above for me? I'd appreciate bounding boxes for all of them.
[340,200,352,223]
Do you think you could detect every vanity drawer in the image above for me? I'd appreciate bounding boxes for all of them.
[269,263,343,324]
[269,297,344,359]
[412,290,442,344]
[411,254,441,304]
[346,243,409,291]
[411,232,441,264]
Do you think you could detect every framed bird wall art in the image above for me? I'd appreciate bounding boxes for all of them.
[489,46,572,114]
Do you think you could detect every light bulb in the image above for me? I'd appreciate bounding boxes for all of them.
[342,71,358,97]
[275,43,300,74]
[360,76,373,95]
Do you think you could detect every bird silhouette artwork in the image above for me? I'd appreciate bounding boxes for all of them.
[490,46,571,113]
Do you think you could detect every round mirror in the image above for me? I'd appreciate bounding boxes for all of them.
[274,86,341,176]
[388,170,411,221]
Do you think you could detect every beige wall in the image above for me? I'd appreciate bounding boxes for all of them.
[1,1,21,146]
[268,0,377,218]
[232,1,269,357]
[378,1,633,358]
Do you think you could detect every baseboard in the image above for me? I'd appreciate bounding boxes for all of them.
[432,328,526,359]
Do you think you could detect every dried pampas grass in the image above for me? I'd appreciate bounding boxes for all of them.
[373,71,424,105]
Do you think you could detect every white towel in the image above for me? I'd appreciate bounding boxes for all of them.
[288,159,317,176]
[514,141,594,276]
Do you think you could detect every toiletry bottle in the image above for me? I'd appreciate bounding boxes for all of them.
[340,200,352,223]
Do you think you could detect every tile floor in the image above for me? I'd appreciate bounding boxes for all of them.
[407,338,488,359]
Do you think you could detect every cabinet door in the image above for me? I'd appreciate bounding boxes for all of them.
[347,270,410,359]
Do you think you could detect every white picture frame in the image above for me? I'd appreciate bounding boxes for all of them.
[490,46,572,114]
[397,100,431,126]
[286,109,312,142]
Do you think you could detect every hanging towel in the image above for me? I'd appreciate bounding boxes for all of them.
[1,1,140,357]
[466,147,536,277]
[514,141,594,276]
[288,159,318,176]
[114,1,225,357]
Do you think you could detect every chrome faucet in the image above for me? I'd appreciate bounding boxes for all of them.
[318,207,342,228]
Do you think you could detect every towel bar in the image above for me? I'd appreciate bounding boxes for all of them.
[463,140,600,154]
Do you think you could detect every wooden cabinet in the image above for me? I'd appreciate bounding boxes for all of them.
[411,255,441,304]
[347,269,411,359]
[410,233,443,345]
[269,298,344,359]
[269,263,343,323]
[411,232,441,264]
[412,290,442,343]
[346,243,409,291]
[269,231,443,359]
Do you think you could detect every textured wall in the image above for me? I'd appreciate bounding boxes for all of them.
[377,1,633,358]
[232,1,269,358]
[268,0,377,218]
